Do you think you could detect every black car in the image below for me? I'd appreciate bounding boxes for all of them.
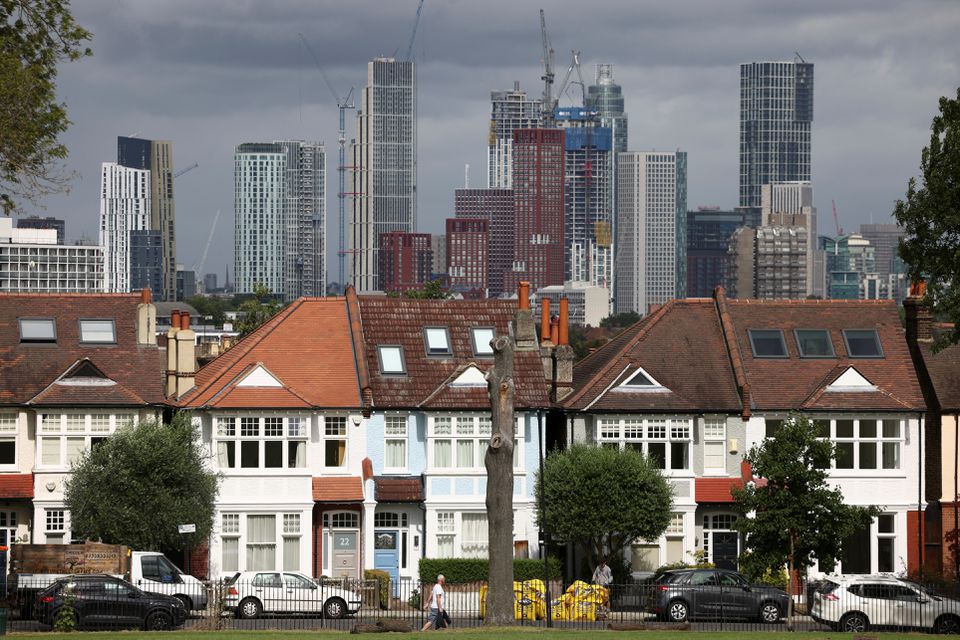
[648,568,790,623]
[34,574,187,630]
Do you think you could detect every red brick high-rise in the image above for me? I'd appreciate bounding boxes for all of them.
[506,128,565,294]
[445,218,488,298]
[454,188,513,297]
[378,232,432,293]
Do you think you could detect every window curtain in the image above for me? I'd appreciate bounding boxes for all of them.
[246,515,276,570]
[289,441,306,468]
[461,513,488,558]
[386,439,406,468]
[283,537,300,571]
[457,440,474,468]
[434,440,451,468]
[222,538,239,572]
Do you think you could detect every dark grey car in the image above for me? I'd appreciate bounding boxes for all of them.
[648,568,790,623]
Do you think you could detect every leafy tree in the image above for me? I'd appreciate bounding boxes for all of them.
[235,283,282,338]
[537,444,672,580]
[895,87,960,349]
[600,311,641,329]
[65,412,219,552]
[733,414,879,623]
[568,324,608,361]
[387,279,450,299]
[1,0,91,214]
[186,294,233,326]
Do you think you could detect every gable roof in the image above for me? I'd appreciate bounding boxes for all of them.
[180,297,363,409]
[567,290,925,415]
[0,294,165,407]
[919,343,960,412]
[357,297,550,409]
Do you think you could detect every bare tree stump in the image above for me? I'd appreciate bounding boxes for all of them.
[350,620,414,633]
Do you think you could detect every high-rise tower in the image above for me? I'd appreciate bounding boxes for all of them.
[615,151,687,315]
[739,60,813,210]
[487,82,542,189]
[234,140,325,301]
[349,58,417,293]
[99,162,150,294]
[117,136,176,300]
[586,64,627,155]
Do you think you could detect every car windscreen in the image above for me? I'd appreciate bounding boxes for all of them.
[225,572,241,586]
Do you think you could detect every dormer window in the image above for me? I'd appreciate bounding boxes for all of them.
[79,319,116,344]
[19,318,56,343]
[795,329,834,358]
[843,329,883,358]
[748,329,788,358]
[378,345,406,375]
[471,327,495,357]
[424,327,452,356]
[616,366,667,392]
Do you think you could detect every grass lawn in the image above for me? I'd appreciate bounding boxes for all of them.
[4,630,933,639]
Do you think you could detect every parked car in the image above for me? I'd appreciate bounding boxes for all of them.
[810,574,960,634]
[34,574,187,630]
[224,571,362,619]
[648,568,790,623]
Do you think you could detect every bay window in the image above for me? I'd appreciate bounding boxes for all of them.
[429,414,523,471]
[215,415,307,470]
[38,412,134,468]
[788,416,903,471]
[597,416,692,471]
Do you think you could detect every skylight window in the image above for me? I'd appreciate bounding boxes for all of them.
[378,346,406,374]
[471,327,495,356]
[19,318,56,343]
[794,329,835,358]
[424,327,452,356]
[79,319,116,344]
[748,329,788,358]
[843,329,883,358]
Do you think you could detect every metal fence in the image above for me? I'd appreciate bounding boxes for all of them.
[5,576,960,633]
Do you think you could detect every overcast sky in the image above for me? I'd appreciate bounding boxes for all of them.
[31,0,960,285]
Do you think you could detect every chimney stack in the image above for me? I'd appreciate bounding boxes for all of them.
[540,299,555,381]
[552,297,574,402]
[136,288,156,346]
[514,281,537,351]
[165,310,181,397]
[904,280,934,344]
[540,298,551,345]
[558,298,569,346]
[175,311,197,398]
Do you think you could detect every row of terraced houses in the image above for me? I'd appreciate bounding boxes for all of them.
[0,284,958,584]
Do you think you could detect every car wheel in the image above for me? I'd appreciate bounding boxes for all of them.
[667,599,689,623]
[840,612,868,633]
[935,614,960,634]
[175,595,192,612]
[238,597,262,620]
[759,601,781,623]
[144,610,172,631]
[324,597,347,619]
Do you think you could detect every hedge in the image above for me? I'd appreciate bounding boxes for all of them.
[419,558,562,584]
[363,569,390,608]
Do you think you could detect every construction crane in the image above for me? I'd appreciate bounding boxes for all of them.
[405,0,425,61]
[192,209,221,277]
[832,199,844,236]
[173,163,198,179]
[299,33,356,290]
[555,50,586,108]
[539,9,556,126]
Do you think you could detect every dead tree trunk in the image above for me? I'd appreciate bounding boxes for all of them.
[484,334,515,626]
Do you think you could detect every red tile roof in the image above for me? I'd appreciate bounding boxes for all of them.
[357,298,550,409]
[374,477,423,502]
[0,473,34,499]
[695,477,743,503]
[566,291,925,414]
[920,343,960,411]
[181,298,363,409]
[0,294,165,407]
[312,476,364,502]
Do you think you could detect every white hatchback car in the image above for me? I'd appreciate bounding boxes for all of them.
[224,571,362,619]
[810,574,960,634]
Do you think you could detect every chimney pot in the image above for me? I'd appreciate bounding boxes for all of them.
[559,298,569,346]
[140,288,151,304]
[180,311,191,331]
[550,317,559,345]
[540,299,551,343]
[171,310,181,328]
[518,281,530,310]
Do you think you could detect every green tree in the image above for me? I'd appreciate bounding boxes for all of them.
[600,311,641,329]
[387,278,450,299]
[732,414,879,623]
[1,0,91,214]
[235,283,281,338]
[186,294,232,326]
[536,444,672,580]
[65,413,219,552]
[895,87,960,349]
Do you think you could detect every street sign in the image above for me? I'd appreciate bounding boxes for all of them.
[178,524,196,534]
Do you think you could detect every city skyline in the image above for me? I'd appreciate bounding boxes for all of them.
[29,0,960,285]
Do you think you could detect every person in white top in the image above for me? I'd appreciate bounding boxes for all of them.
[592,558,613,587]
[420,574,446,631]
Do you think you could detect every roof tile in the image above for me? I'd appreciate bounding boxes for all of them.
[0,473,34,499]
[312,476,364,502]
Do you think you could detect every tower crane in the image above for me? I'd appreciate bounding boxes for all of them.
[173,163,198,179]
[539,9,556,126]
[832,199,844,236]
[192,209,221,277]
[555,50,586,108]
[299,33,355,290]
[405,0,425,61]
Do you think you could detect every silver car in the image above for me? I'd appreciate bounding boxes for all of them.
[224,571,362,619]
[810,574,960,633]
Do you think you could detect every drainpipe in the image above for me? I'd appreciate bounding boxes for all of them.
[919,413,924,578]
[537,409,552,626]
[955,412,959,582]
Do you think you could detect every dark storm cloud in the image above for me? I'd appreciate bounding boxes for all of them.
[36,0,960,280]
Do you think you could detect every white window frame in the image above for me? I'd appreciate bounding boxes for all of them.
[37,412,135,469]
[45,509,66,544]
[384,415,408,472]
[702,417,727,475]
[597,416,692,472]
[320,510,360,576]
[0,510,19,546]
[876,512,896,573]
[0,413,18,470]
[428,414,523,473]
[470,327,495,356]
[435,511,455,558]
[805,416,904,473]
[378,345,406,374]
[78,319,116,344]
[322,415,348,470]
[424,327,452,356]
[214,415,308,471]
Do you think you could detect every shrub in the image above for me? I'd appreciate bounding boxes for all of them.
[364,569,390,609]
[419,557,562,584]
[756,566,789,590]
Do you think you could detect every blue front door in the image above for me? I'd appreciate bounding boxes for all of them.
[374,530,400,598]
